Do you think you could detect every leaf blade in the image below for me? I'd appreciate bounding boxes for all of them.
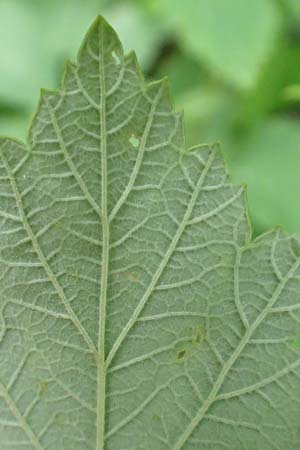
[0,16,300,450]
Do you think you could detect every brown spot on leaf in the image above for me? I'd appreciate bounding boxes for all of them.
[176,349,187,361]
[125,272,139,283]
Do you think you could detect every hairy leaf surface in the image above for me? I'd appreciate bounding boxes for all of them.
[0,17,300,450]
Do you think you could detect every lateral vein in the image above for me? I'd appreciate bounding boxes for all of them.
[105,150,216,369]
[0,381,43,450]
[172,255,300,449]
[45,97,102,219]
[0,149,97,355]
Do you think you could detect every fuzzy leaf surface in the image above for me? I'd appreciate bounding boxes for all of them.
[0,17,300,450]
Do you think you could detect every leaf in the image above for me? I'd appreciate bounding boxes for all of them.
[105,2,170,71]
[175,84,236,148]
[0,0,168,108]
[0,0,102,107]
[156,53,206,97]
[236,38,300,127]
[284,0,300,19]
[0,112,29,141]
[225,118,300,235]
[154,0,281,89]
[0,0,168,140]
[0,16,300,450]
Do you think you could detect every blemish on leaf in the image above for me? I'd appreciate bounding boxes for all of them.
[111,50,121,65]
[176,349,187,361]
[39,380,49,394]
[68,269,79,278]
[125,272,139,283]
[192,325,206,347]
[129,134,140,148]
[152,414,161,422]
[54,219,64,229]
[54,413,65,427]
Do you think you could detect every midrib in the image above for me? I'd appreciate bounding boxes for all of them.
[96,23,109,450]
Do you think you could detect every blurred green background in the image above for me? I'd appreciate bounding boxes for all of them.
[1,0,300,236]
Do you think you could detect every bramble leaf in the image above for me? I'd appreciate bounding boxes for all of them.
[0,17,300,450]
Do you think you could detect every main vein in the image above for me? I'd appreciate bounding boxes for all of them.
[96,22,109,450]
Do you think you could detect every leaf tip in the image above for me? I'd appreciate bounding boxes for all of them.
[78,14,124,61]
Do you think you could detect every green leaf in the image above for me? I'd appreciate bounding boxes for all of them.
[0,0,103,108]
[0,113,29,141]
[1,16,300,449]
[105,2,170,71]
[0,0,168,128]
[175,84,236,147]
[283,0,300,19]
[156,53,205,98]
[236,37,300,127]
[226,118,300,235]
[154,0,281,89]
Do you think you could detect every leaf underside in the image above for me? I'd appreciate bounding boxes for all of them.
[0,16,300,450]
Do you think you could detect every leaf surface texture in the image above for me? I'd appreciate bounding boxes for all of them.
[0,17,300,450]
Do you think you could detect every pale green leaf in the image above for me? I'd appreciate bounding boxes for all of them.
[226,118,300,235]
[105,2,170,71]
[154,0,281,89]
[0,0,102,107]
[0,17,300,450]
[284,0,300,19]
[0,0,167,121]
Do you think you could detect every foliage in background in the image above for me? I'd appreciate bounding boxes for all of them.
[1,0,300,234]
